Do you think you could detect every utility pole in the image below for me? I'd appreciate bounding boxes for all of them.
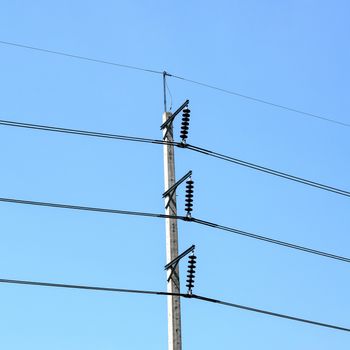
[163,110,182,350]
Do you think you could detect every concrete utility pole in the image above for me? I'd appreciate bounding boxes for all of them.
[163,111,182,350]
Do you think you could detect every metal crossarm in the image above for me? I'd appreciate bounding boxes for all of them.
[165,245,195,270]
[161,100,189,141]
[165,245,195,283]
[162,170,192,209]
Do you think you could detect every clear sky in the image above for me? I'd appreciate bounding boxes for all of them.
[0,1,349,349]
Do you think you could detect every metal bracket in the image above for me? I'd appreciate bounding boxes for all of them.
[164,245,195,282]
[161,99,189,140]
[162,170,192,209]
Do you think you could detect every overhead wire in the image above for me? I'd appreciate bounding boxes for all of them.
[0,196,184,220]
[184,144,350,198]
[0,278,176,297]
[190,294,350,333]
[1,118,349,198]
[2,40,349,337]
[0,278,349,333]
[0,119,173,146]
[170,73,350,128]
[0,39,348,128]
[0,40,162,75]
[190,217,350,263]
[0,196,349,264]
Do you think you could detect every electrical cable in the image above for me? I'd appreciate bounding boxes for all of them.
[184,144,350,198]
[170,74,350,128]
[190,217,350,263]
[0,278,349,333]
[1,39,348,335]
[190,294,350,333]
[0,196,349,264]
[0,40,162,75]
[0,196,184,220]
[1,118,349,198]
[0,119,173,146]
[0,278,179,297]
[0,40,348,128]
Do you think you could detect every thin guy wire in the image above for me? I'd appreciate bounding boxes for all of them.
[0,40,162,75]
[0,39,348,128]
[1,278,349,333]
[163,71,167,112]
[170,74,350,128]
[165,79,173,111]
[1,118,349,198]
[0,196,349,264]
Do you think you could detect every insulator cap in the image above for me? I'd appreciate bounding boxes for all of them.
[180,107,191,142]
[186,254,197,291]
[185,179,194,215]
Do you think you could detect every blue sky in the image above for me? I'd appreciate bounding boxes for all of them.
[0,1,349,349]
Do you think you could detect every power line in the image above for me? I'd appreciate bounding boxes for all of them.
[184,144,350,198]
[1,118,349,198]
[0,277,175,296]
[0,119,172,146]
[2,38,348,340]
[170,74,350,128]
[0,40,162,75]
[190,218,350,263]
[0,196,349,264]
[1,39,348,128]
[191,294,350,333]
[0,196,184,220]
[1,278,349,333]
